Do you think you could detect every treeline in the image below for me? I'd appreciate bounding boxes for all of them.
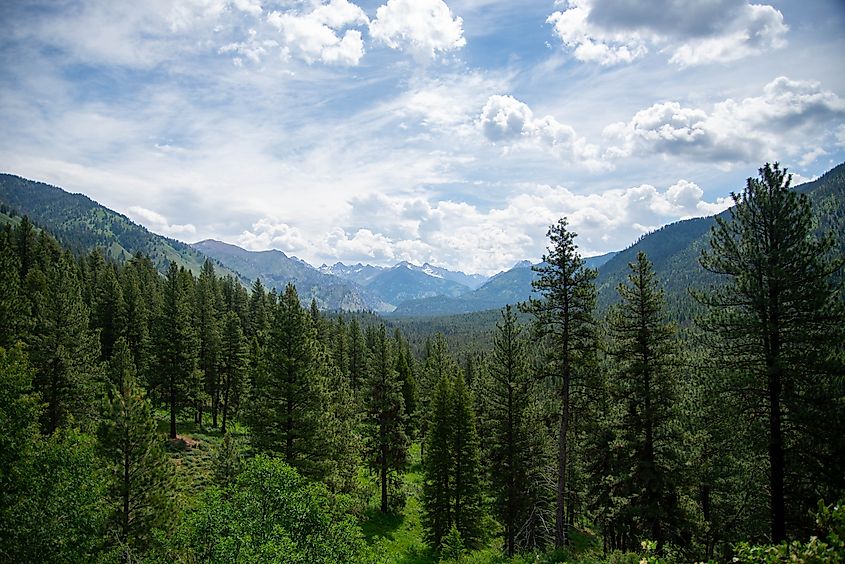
[0,162,843,563]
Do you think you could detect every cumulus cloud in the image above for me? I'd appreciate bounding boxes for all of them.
[547,0,787,67]
[127,206,197,237]
[237,218,310,252]
[479,95,605,169]
[604,76,845,165]
[268,0,368,65]
[369,0,466,60]
[315,179,730,275]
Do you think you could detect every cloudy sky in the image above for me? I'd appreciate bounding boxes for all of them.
[1,0,843,275]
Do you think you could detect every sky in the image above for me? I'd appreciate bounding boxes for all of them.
[1,0,844,275]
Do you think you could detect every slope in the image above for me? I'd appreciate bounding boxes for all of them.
[0,174,241,279]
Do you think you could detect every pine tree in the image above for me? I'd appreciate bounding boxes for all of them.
[118,262,150,379]
[92,259,125,362]
[153,262,199,439]
[520,218,597,547]
[214,431,242,487]
[348,318,366,391]
[196,259,222,427]
[422,374,454,548]
[450,370,484,548]
[607,252,682,548]
[29,251,102,433]
[0,230,27,347]
[364,325,409,513]
[394,332,417,439]
[219,311,248,434]
[98,339,175,555]
[485,305,533,556]
[246,284,325,479]
[696,163,845,541]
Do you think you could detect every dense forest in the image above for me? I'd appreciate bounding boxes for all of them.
[1,163,843,563]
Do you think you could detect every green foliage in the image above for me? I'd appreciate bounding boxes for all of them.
[152,261,200,439]
[604,252,685,549]
[364,325,410,513]
[697,162,845,541]
[214,431,242,487]
[167,455,370,563]
[98,339,175,554]
[1,426,110,563]
[422,364,485,551]
[521,218,598,548]
[733,500,845,563]
[29,250,102,433]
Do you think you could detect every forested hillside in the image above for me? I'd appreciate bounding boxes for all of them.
[0,174,240,280]
[0,163,843,564]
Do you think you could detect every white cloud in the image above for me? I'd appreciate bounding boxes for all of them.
[219,29,279,65]
[369,0,466,60]
[547,0,649,66]
[479,95,605,169]
[127,206,197,237]
[268,0,368,65]
[232,0,263,18]
[237,218,309,252]
[604,77,845,165]
[316,179,731,274]
[547,0,787,67]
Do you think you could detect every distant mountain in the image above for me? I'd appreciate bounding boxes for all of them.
[390,260,538,317]
[366,262,471,306]
[192,240,392,312]
[319,262,386,286]
[406,262,488,290]
[0,173,241,279]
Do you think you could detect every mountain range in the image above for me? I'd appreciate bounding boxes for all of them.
[2,162,843,318]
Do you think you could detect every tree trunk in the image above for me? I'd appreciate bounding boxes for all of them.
[169,377,177,439]
[221,376,231,434]
[556,372,570,548]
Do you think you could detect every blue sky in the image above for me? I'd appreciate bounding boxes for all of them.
[1,0,843,275]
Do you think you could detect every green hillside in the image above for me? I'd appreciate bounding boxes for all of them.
[595,162,845,319]
[0,174,242,279]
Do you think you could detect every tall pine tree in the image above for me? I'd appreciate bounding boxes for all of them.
[697,163,845,541]
[521,218,597,547]
[99,339,175,556]
[364,325,409,513]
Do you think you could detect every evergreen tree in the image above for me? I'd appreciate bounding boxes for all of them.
[696,163,845,541]
[520,218,597,547]
[394,330,417,439]
[348,318,366,391]
[0,231,27,347]
[153,262,199,439]
[247,277,270,344]
[92,259,125,362]
[607,252,683,549]
[450,370,484,548]
[214,431,242,487]
[364,325,409,513]
[29,251,102,433]
[485,305,534,556]
[246,284,325,479]
[196,259,222,427]
[220,310,248,434]
[118,262,150,378]
[422,374,454,548]
[98,339,175,556]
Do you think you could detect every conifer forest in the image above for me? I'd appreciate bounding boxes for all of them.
[1,163,843,563]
